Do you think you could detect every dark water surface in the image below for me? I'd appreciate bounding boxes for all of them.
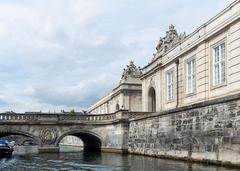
[0,146,239,171]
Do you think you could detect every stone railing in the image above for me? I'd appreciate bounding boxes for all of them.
[0,110,129,124]
[58,113,117,121]
[0,113,38,122]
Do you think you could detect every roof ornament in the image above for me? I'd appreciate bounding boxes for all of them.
[169,24,175,31]
[152,24,186,60]
[120,60,142,83]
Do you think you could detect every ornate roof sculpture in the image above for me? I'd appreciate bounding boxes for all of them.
[152,24,186,61]
[120,60,142,83]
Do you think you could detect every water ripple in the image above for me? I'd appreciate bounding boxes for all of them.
[0,147,239,171]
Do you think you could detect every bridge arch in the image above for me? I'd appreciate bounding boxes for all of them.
[56,130,102,151]
[0,130,41,145]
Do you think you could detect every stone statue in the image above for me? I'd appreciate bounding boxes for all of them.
[153,24,186,60]
[120,60,142,83]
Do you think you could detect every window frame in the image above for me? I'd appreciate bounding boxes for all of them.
[211,40,227,89]
[185,56,197,96]
[166,69,174,102]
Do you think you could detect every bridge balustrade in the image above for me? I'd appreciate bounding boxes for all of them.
[58,113,116,122]
[0,113,38,122]
[0,110,133,124]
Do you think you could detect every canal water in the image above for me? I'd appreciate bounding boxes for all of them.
[0,146,239,171]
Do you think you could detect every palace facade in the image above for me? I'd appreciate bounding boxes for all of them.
[88,61,142,114]
[88,0,240,115]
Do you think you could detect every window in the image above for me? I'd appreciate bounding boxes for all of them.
[213,43,226,86]
[186,59,196,94]
[167,70,174,101]
[148,87,156,112]
[116,104,120,111]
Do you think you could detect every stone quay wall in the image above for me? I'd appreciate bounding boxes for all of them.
[128,94,240,166]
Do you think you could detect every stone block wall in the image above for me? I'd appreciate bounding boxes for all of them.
[128,95,240,166]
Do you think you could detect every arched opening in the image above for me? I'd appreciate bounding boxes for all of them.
[0,132,39,155]
[59,135,83,152]
[116,104,120,111]
[57,131,102,152]
[148,87,156,112]
[0,132,38,146]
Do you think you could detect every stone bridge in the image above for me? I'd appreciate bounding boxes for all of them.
[0,110,131,153]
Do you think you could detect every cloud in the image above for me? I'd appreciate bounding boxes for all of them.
[0,0,234,112]
[24,74,117,107]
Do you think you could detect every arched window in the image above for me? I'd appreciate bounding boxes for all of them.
[116,104,120,111]
[148,87,156,112]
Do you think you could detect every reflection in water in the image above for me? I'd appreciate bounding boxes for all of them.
[0,146,239,171]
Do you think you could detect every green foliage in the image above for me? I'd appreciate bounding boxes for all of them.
[69,109,76,115]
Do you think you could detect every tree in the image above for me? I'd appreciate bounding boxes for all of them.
[69,109,75,115]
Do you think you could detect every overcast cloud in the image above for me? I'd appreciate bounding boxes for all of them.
[0,0,234,112]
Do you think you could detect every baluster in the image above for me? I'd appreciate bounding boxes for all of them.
[30,115,33,121]
[58,115,62,121]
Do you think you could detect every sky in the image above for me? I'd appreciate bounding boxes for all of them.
[0,0,235,112]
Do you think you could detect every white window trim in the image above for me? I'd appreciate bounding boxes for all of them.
[166,69,174,101]
[212,41,227,88]
[186,57,196,95]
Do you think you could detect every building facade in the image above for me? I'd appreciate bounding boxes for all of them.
[142,1,240,113]
[88,61,142,114]
[89,0,240,115]
[65,1,240,165]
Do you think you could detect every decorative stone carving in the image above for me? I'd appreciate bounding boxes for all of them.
[150,78,155,87]
[153,24,186,60]
[0,126,11,133]
[39,128,57,144]
[120,60,142,83]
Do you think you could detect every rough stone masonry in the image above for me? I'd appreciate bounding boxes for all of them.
[128,94,240,166]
